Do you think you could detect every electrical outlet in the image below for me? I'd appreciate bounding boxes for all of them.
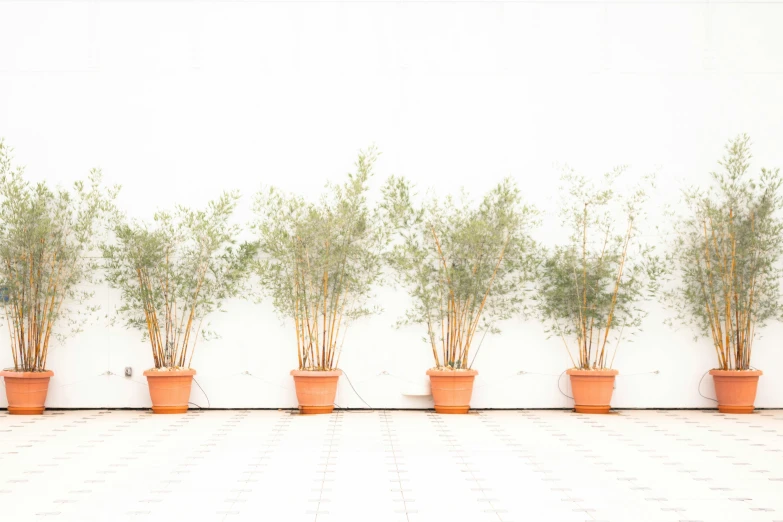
[124,367,132,377]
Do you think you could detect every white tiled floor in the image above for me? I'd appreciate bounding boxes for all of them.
[1,409,782,522]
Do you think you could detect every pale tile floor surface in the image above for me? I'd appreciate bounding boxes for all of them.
[1,409,782,522]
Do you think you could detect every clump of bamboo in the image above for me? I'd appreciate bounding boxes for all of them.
[532,168,661,370]
[102,193,257,369]
[253,148,388,371]
[0,139,118,372]
[667,135,783,370]
[383,177,538,370]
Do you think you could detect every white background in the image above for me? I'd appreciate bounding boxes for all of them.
[0,0,781,409]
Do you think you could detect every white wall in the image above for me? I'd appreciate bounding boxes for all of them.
[1,0,782,409]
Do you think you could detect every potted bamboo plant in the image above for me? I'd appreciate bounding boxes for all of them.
[383,177,538,413]
[253,148,388,414]
[531,168,660,414]
[0,139,117,414]
[666,135,782,413]
[102,192,256,413]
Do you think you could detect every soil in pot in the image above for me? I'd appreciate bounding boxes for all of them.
[290,370,342,414]
[143,368,196,414]
[566,368,618,414]
[426,368,478,414]
[0,370,54,415]
[710,369,762,414]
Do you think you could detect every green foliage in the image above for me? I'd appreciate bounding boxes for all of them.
[253,147,388,370]
[102,192,257,369]
[665,135,783,370]
[531,167,661,370]
[0,138,118,371]
[383,177,539,369]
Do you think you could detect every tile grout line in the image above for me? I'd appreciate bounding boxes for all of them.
[426,412,505,522]
[135,410,199,518]
[573,413,640,521]
[100,411,160,519]
[380,410,410,522]
[50,410,132,517]
[482,411,599,521]
[9,411,94,517]
[314,410,342,522]
[579,413,667,520]
[222,411,291,522]
[2,409,782,521]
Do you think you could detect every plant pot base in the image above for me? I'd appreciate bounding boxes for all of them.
[717,405,754,414]
[143,369,196,414]
[291,370,342,414]
[8,405,45,415]
[710,370,762,415]
[1,370,54,415]
[299,405,335,414]
[151,405,189,414]
[574,405,611,414]
[567,369,618,415]
[434,405,469,414]
[427,369,478,415]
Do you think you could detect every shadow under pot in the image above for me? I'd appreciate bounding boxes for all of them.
[566,368,618,414]
[290,369,342,414]
[0,370,54,415]
[426,368,478,414]
[143,368,196,414]
[710,369,762,414]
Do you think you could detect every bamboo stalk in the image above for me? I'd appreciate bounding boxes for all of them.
[462,237,509,364]
[4,303,18,369]
[426,312,441,368]
[43,253,73,370]
[722,215,736,368]
[608,324,626,369]
[431,225,460,366]
[446,290,453,364]
[696,259,725,369]
[744,250,758,370]
[556,322,577,368]
[27,251,33,368]
[187,317,204,369]
[180,262,208,367]
[5,260,20,369]
[745,212,759,369]
[137,268,159,367]
[333,322,350,372]
[327,281,342,364]
[581,204,588,367]
[321,240,329,367]
[452,293,462,364]
[437,278,446,366]
[328,295,349,369]
[702,219,726,369]
[587,315,595,369]
[570,264,587,368]
[294,266,303,370]
[597,217,633,368]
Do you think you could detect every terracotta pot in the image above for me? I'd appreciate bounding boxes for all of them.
[426,368,478,414]
[143,368,196,414]
[710,369,762,414]
[566,368,618,414]
[290,369,342,414]
[1,370,54,415]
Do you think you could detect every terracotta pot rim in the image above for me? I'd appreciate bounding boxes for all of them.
[143,368,197,377]
[566,368,619,376]
[290,369,343,377]
[426,368,478,377]
[709,369,763,376]
[0,370,54,378]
